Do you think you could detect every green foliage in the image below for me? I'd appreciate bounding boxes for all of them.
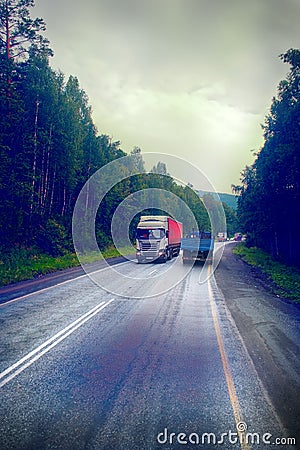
[0,1,225,284]
[35,219,68,256]
[96,229,113,250]
[222,203,239,237]
[0,40,127,251]
[0,247,78,285]
[0,245,135,286]
[234,49,300,265]
[233,244,300,303]
[0,0,52,61]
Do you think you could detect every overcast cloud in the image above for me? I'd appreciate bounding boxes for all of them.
[34,0,300,193]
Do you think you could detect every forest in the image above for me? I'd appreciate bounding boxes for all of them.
[1,0,231,275]
[234,48,300,266]
[3,2,298,278]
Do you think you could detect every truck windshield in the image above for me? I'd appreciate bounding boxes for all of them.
[136,229,165,239]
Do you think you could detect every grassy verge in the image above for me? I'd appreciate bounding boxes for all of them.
[0,245,134,287]
[233,244,300,304]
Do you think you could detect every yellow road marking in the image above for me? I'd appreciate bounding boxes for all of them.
[207,265,251,450]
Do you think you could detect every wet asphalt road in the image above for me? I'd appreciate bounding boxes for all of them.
[214,244,300,445]
[0,245,299,449]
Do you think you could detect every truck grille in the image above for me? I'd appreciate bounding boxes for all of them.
[140,240,160,256]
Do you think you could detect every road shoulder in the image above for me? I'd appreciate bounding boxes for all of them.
[0,255,128,304]
[214,243,300,443]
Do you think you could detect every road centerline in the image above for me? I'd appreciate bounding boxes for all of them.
[0,299,114,388]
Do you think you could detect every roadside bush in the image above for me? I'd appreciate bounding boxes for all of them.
[96,229,112,250]
[233,244,300,303]
[35,219,69,256]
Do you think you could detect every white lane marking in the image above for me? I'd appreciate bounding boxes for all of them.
[0,299,114,388]
[0,261,129,306]
[148,268,158,275]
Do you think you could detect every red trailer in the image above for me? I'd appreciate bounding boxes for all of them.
[167,217,183,250]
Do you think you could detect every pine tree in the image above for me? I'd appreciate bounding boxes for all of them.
[235,49,300,264]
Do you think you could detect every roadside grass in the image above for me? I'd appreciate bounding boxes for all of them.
[0,245,134,287]
[233,244,300,304]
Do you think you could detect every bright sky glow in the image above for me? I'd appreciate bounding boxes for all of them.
[34,0,300,193]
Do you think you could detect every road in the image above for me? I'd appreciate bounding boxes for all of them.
[0,244,299,449]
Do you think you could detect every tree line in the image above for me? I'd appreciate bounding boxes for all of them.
[234,49,300,266]
[1,0,224,259]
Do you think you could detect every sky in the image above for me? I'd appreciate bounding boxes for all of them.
[34,0,300,193]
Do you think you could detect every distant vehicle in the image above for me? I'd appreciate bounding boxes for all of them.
[234,233,242,241]
[181,231,214,264]
[136,216,182,263]
[217,232,227,242]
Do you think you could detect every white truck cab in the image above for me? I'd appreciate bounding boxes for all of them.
[136,215,182,263]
